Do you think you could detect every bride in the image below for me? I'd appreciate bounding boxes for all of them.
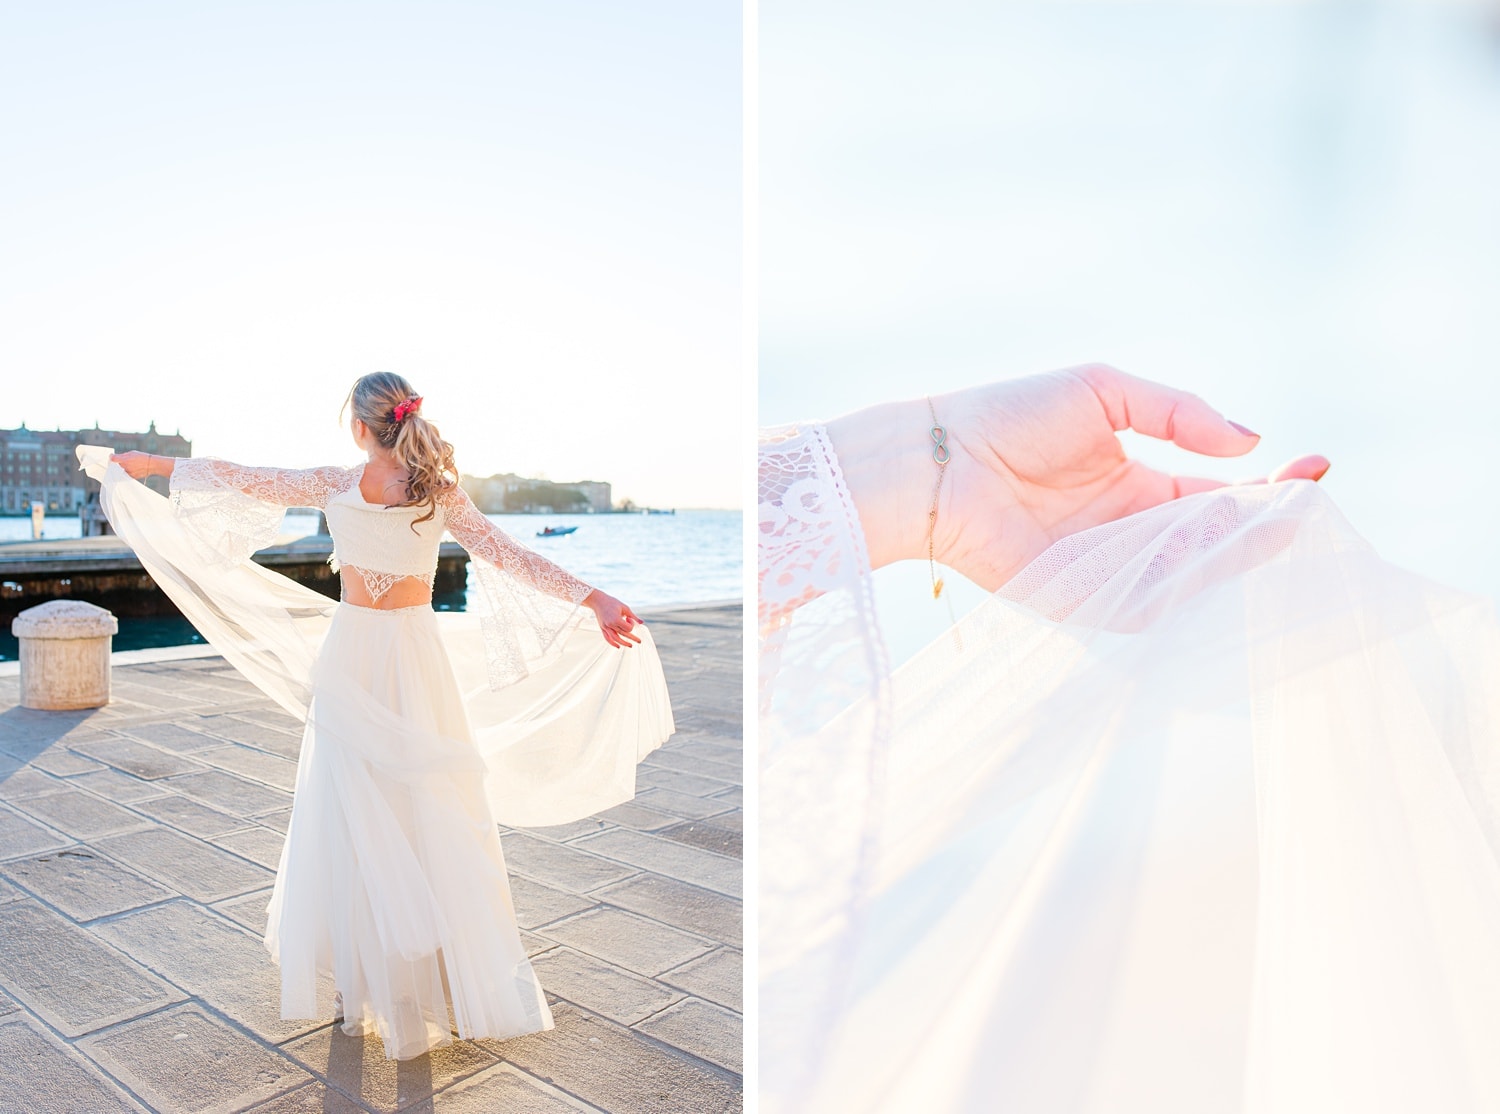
[83,371,675,1060]
[759,363,1500,1113]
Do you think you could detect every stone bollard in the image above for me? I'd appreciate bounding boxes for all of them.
[11,600,119,710]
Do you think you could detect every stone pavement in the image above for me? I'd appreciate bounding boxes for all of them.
[0,602,742,1114]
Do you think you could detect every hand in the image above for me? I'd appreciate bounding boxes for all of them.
[584,589,644,649]
[826,363,1330,593]
[109,451,159,481]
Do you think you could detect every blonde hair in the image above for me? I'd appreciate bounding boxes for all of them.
[341,372,457,529]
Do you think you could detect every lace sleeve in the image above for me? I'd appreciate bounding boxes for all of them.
[436,484,593,689]
[438,484,593,604]
[167,457,355,565]
[170,457,354,508]
[758,423,894,1105]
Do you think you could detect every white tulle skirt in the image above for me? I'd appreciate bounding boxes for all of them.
[265,602,551,1059]
[766,480,1500,1113]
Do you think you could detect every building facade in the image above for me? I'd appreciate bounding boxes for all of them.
[1,422,191,515]
[462,472,613,514]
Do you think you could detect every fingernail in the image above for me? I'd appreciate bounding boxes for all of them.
[1228,420,1259,438]
[1312,462,1330,481]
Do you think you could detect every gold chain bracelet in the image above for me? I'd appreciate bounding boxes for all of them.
[926,397,950,600]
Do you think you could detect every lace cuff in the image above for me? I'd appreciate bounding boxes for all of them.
[758,423,895,1101]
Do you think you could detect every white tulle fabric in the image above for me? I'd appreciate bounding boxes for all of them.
[79,446,674,1058]
[758,428,1500,1113]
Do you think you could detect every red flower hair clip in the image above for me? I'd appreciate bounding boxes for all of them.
[392,396,423,423]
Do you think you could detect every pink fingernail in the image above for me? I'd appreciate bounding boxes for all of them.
[1228,420,1259,438]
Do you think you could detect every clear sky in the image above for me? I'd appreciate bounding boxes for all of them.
[1,1,741,509]
[761,0,1500,662]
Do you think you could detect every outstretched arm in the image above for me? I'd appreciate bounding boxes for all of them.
[110,452,351,509]
[438,484,643,649]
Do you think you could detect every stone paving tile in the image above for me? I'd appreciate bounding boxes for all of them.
[0,799,69,861]
[128,791,249,838]
[711,785,743,808]
[655,819,742,859]
[660,947,742,1012]
[211,826,287,870]
[195,744,299,791]
[428,1062,604,1112]
[594,800,679,833]
[29,746,108,776]
[194,714,303,759]
[643,748,742,783]
[630,786,735,821]
[509,874,596,931]
[238,1080,372,1113]
[529,816,612,843]
[65,766,163,803]
[255,807,294,834]
[10,786,152,841]
[539,907,714,978]
[163,768,293,817]
[212,887,273,935]
[69,735,206,780]
[492,1002,740,1114]
[635,766,735,799]
[635,997,743,1074]
[283,1023,498,1114]
[119,721,228,754]
[0,764,69,799]
[574,828,740,897]
[92,900,330,1044]
[95,827,273,903]
[0,1016,145,1113]
[500,831,637,894]
[0,900,184,1036]
[589,874,742,947]
[532,946,685,1026]
[2,845,173,922]
[79,1002,312,1114]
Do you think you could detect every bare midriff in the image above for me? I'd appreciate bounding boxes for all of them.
[338,569,434,610]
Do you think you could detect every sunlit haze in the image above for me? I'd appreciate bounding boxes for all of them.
[2,1,741,509]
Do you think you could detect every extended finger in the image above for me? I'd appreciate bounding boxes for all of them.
[1077,364,1261,459]
[616,626,642,645]
[1164,454,1332,498]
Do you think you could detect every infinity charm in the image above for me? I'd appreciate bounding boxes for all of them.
[930,423,951,466]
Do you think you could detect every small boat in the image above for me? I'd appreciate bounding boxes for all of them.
[536,525,578,538]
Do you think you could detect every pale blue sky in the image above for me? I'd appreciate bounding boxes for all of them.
[1,1,740,508]
[760,0,1500,661]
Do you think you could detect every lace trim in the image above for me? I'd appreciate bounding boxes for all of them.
[335,562,437,603]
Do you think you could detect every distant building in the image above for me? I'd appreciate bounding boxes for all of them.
[461,472,613,514]
[1,421,191,515]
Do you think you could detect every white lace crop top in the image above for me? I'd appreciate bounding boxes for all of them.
[169,457,595,606]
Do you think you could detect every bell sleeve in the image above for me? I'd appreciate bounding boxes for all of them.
[436,484,594,689]
[168,457,354,566]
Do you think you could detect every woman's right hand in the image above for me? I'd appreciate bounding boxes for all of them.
[826,363,1331,593]
[109,451,159,481]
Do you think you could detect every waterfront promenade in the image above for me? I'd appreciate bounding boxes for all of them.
[0,602,742,1113]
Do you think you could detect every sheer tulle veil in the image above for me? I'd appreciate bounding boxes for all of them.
[759,425,1500,1113]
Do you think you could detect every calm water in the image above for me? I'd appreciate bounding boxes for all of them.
[0,508,739,659]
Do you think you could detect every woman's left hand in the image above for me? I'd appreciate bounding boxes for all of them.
[585,589,643,649]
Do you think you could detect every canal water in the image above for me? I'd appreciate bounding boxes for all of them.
[0,508,740,660]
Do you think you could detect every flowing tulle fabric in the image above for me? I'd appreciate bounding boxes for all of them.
[761,469,1500,1112]
[78,447,675,1056]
